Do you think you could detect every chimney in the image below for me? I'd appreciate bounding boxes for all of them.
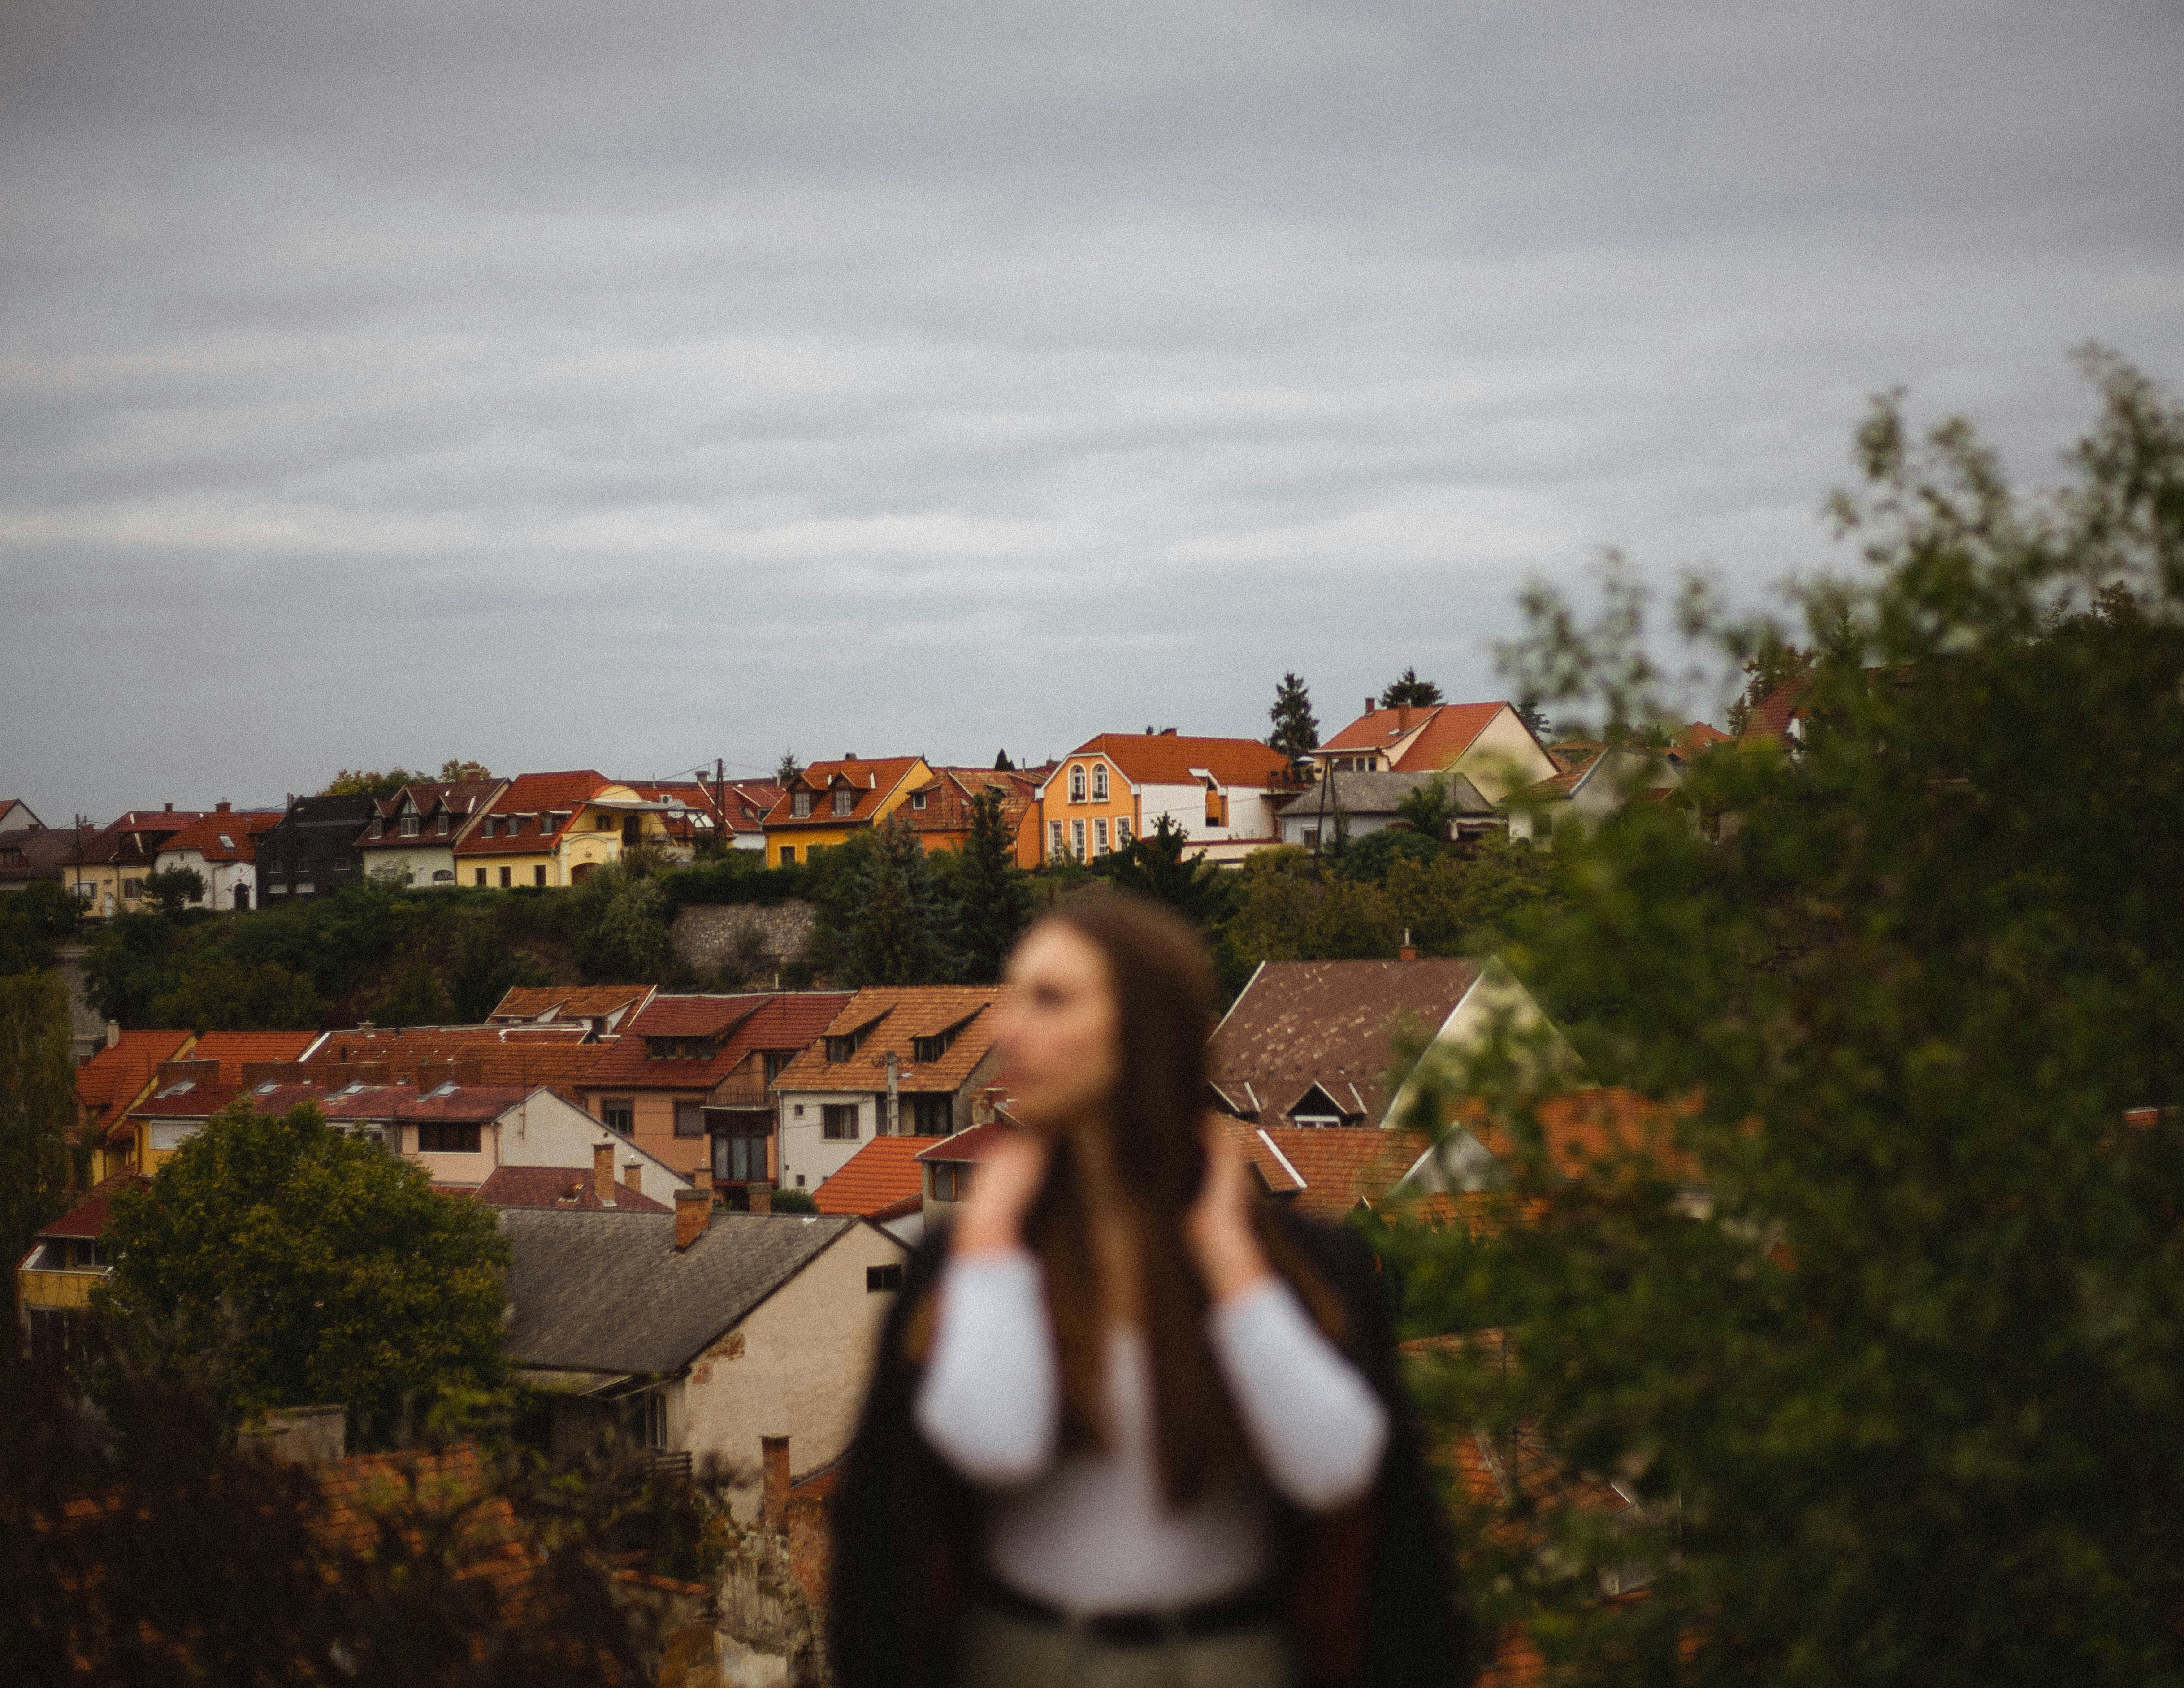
[1365,697,1375,716]
[748,1184,772,1215]
[593,1141,617,1207]
[693,1165,713,1198]
[105,1020,120,1050]
[622,1161,642,1193]
[1397,706,1411,732]
[973,1086,1001,1128]
[762,1435,790,1529]
[1399,927,1417,963]
[675,1186,711,1249]
[164,802,173,812]
[217,800,231,814]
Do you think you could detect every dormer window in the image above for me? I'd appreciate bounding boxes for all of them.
[435,811,449,836]
[910,791,927,811]
[1091,765,1109,802]
[832,787,854,817]
[1069,765,1087,803]
[399,814,420,837]
[793,791,813,818]
[369,817,385,839]
[912,1024,964,1064]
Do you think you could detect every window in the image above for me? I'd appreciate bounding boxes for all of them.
[1093,818,1109,857]
[475,868,486,886]
[822,1102,861,1141]
[400,815,419,837]
[416,1120,481,1154]
[1091,764,1109,801]
[930,1162,973,1200]
[779,846,796,864]
[1049,820,1065,859]
[1115,818,1132,849]
[1068,765,1087,803]
[715,1130,767,1181]
[637,1391,667,1450]
[763,1050,793,1082]
[910,1093,953,1134]
[867,1264,904,1293]
[911,1027,960,1064]
[370,817,385,838]
[832,786,854,817]
[1303,827,1320,850]
[121,878,144,899]
[602,1098,634,1134]
[1205,789,1227,827]
[499,866,511,888]
[595,813,612,830]
[674,1100,705,1138]
[1071,818,1086,857]
[435,811,449,836]
[533,865,546,887]
[910,791,927,810]
[792,791,812,818]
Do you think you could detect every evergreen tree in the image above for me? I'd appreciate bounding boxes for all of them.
[1393,773,1454,841]
[1267,671,1321,761]
[0,971,77,1285]
[1101,816,1235,930]
[1378,666,1444,707]
[948,790,1034,983]
[993,749,1015,771]
[775,749,803,786]
[852,813,947,986]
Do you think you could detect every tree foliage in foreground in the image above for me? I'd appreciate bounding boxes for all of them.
[0,972,78,1293]
[102,1101,509,1446]
[1391,349,2184,1686]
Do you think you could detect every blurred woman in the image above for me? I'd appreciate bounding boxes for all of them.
[831,894,1469,1688]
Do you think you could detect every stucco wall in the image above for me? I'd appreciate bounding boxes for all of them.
[1452,710,1558,803]
[676,1219,909,1519]
[776,1092,876,1191]
[498,1090,691,1205]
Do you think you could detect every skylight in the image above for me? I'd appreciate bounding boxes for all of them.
[156,1080,195,1097]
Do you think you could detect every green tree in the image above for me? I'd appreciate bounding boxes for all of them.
[435,757,493,782]
[141,865,206,915]
[1394,349,2184,1687]
[1722,629,1814,735]
[1267,671,1321,761]
[102,1099,510,1444]
[1101,816,1235,930]
[320,768,420,799]
[945,789,1034,984]
[570,855,674,983]
[993,749,1016,771]
[1218,847,1398,970]
[1377,665,1444,707]
[1393,773,1453,841]
[1384,835,1557,957]
[372,958,456,1028]
[0,971,78,1296]
[0,880,77,975]
[148,955,327,1032]
[775,749,802,786]
[853,813,948,987]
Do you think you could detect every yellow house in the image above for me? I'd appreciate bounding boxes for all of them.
[455,770,680,890]
[61,809,208,918]
[761,756,930,867]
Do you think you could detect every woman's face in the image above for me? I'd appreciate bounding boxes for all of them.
[994,922,1121,1132]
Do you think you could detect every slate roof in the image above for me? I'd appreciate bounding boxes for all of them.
[1271,768,1493,820]
[814,1136,933,1216]
[580,992,852,1091]
[488,985,656,1025]
[499,1208,861,1375]
[772,987,1001,1097]
[360,779,503,850]
[1051,733,1292,791]
[472,1165,671,1213]
[1208,958,1484,1126]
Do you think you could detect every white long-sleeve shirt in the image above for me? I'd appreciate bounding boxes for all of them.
[914,1251,1388,1613]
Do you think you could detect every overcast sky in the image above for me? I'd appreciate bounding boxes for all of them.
[4,0,2180,822]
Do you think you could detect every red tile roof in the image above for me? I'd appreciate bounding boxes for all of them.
[1257,1126,1431,1219]
[903,768,1042,838]
[453,771,617,856]
[487,985,655,1024]
[1466,1087,1701,1184]
[580,992,854,1091]
[1738,673,1817,743]
[157,809,283,863]
[300,1033,611,1104]
[914,1122,1015,1164]
[185,1030,321,1081]
[471,1164,671,1213]
[813,1137,933,1216]
[772,987,1001,1097]
[763,757,925,832]
[74,1031,193,1144]
[1320,702,1512,771]
[36,1174,150,1240]
[1054,733,1291,791]
[1674,720,1730,758]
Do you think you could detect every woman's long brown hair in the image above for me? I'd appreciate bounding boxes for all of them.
[1021,892,1339,1508]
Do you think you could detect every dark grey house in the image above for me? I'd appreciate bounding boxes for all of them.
[499,1199,908,1518]
[254,794,377,902]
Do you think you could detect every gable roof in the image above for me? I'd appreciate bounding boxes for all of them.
[579,992,853,1091]
[1318,702,1510,771]
[1257,1126,1431,1219]
[902,767,1042,837]
[35,1173,150,1241]
[498,1208,864,1375]
[1739,673,1818,744]
[813,1136,932,1217]
[487,984,655,1026]
[1674,721,1730,758]
[74,1030,193,1144]
[1052,733,1291,791]
[453,771,625,856]
[763,757,925,832]
[1208,958,1484,1126]
[1271,768,1493,819]
[772,986,1001,1096]
[157,808,283,864]
[472,1164,671,1213]
[361,779,504,848]
[299,1031,611,1104]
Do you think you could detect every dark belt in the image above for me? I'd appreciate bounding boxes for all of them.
[976,1576,1282,1648]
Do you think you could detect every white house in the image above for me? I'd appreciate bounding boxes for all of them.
[358,778,507,888]
[1506,744,1686,847]
[153,804,282,911]
[1031,731,1297,867]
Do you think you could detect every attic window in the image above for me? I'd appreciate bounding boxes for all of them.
[647,1037,715,1061]
[253,1080,279,1095]
[369,817,385,838]
[595,813,613,830]
[429,1080,459,1097]
[1091,765,1109,802]
[912,1023,966,1065]
[832,787,854,817]
[400,815,420,837]
[435,812,449,836]
[217,834,234,849]
[910,791,927,810]
[792,791,813,819]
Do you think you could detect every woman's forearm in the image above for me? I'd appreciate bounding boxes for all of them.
[1209,1279,1389,1511]
[913,1252,1061,1486]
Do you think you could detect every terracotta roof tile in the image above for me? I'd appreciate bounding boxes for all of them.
[772,987,1001,1096]
[1050,734,1291,791]
[185,1030,321,1081]
[1738,673,1817,743]
[1318,702,1509,769]
[581,993,852,1091]
[763,757,925,831]
[472,1164,671,1213]
[156,809,283,863]
[487,984,655,1024]
[36,1173,150,1239]
[1257,1126,1431,1218]
[74,1031,193,1143]
[914,1122,1014,1164]
[813,1136,933,1216]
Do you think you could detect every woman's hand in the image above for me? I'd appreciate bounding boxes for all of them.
[949,1126,1053,1257]
[1186,1123,1275,1305]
